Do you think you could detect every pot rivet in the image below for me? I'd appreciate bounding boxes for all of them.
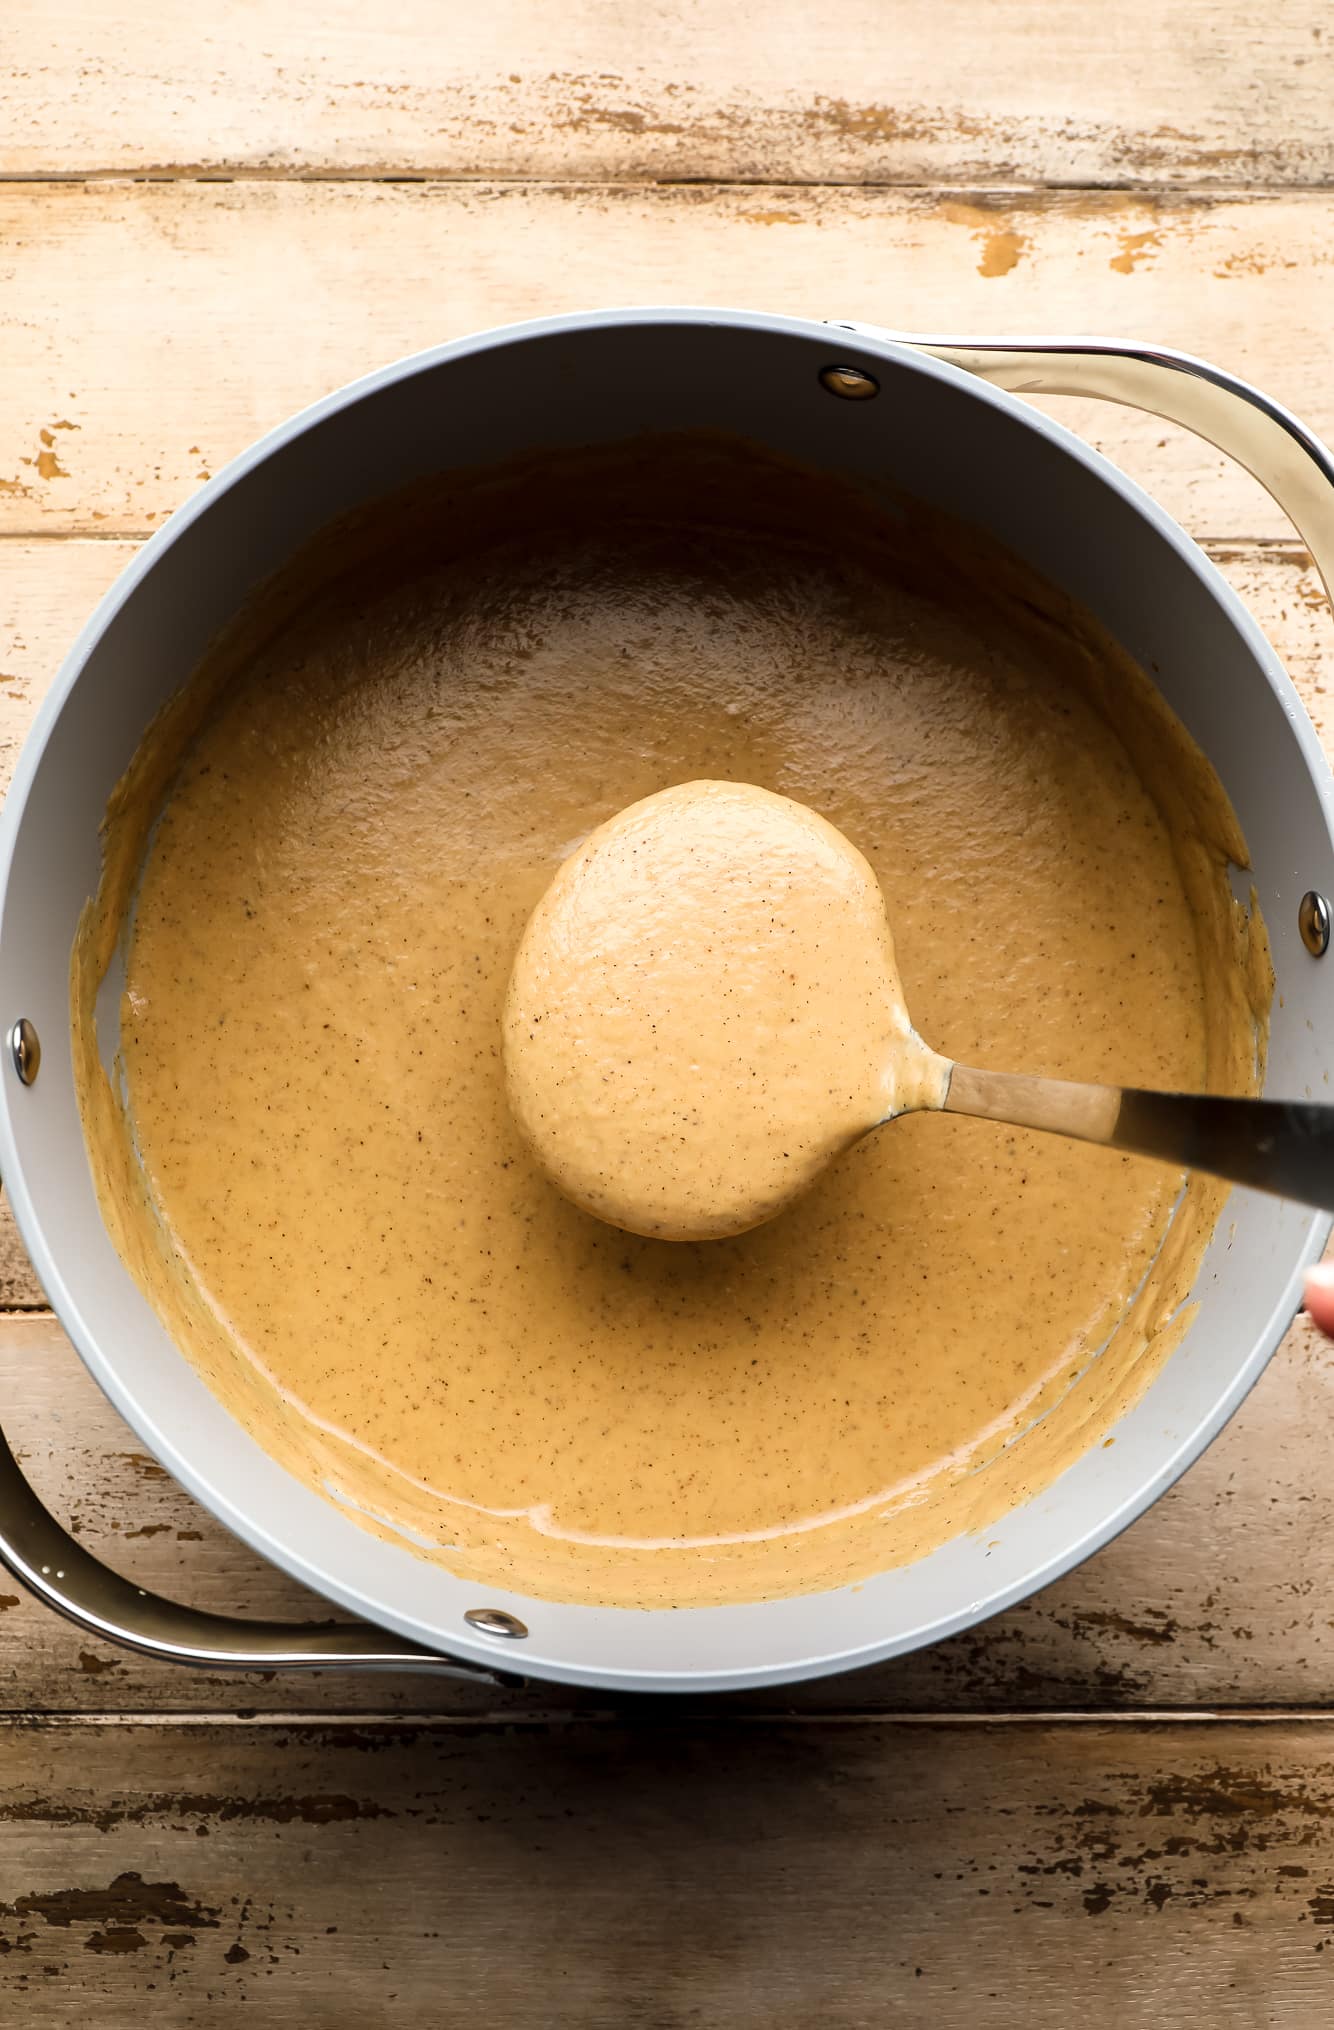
[1299,890,1330,957]
[819,364,880,401]
[9,1019,39,1086]
[464,1607,529,1640]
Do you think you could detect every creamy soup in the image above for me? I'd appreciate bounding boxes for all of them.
[73,437,1270,1607]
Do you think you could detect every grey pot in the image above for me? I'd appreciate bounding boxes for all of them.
[0,309,1330,1692]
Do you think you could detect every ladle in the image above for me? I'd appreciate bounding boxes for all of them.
[504,779,1334,1239]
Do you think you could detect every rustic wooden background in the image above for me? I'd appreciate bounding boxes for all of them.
[3,5,1334,2021]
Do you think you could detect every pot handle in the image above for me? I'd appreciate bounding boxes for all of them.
[0,1417,518,1683]
[836,329,1334,604]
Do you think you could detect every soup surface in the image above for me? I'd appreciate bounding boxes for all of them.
[73,439,1270,1606]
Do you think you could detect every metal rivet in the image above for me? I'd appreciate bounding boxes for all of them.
[819,363,880,401]
[1299,890,1330,957]
[464,1607,529,1640]
[9,1019,39,1085]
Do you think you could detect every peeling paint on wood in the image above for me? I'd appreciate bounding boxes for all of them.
[1,185,1334,543]
[3,1719,1334,2022]
[2,2,1332,186]
[2,14,1334,2018]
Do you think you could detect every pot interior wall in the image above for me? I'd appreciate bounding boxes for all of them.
[0,312,1328,1689]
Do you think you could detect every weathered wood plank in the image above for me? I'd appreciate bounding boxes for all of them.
[0,16,1327,2025]
[2,1715,1334,2023]
[0,1224,43,1311]
[2,184,1334,543]
[4,1,1332,187]
[2,1307,1333,1714]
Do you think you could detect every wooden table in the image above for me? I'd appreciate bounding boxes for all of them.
[3,7,1334,2020]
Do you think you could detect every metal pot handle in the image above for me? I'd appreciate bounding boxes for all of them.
[838,328,1334,606]
[0,1417,514,1681]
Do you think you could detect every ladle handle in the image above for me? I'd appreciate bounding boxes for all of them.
[945,1063,1334,1213]
[848,330,1334,607]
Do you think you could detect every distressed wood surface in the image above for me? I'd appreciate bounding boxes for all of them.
[5,6,1334,2018]
[4,0,1332,187]
[2,184,1334,546]
[4,1715,1334,2025]
[2,1308,1334,1716]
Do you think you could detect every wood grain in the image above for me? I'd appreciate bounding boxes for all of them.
[0,1212,44,1309]
[4,1,1332,187]
[2,184,1334,544]
[3,1714,1334,2024]
[3,1,1334,2017]
[2,1308,1333,1716]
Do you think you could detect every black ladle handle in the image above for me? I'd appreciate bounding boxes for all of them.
[945,1063,1334,1213]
